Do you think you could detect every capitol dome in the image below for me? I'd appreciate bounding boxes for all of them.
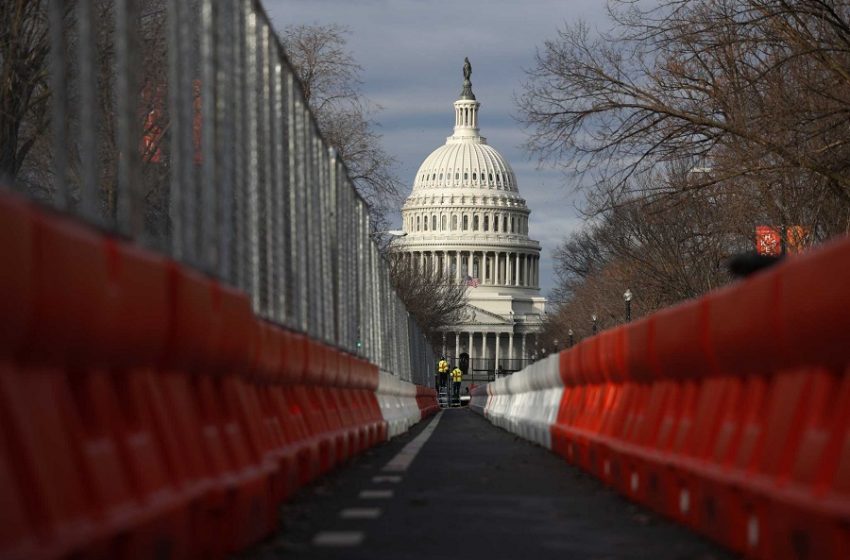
[394,59,546,380]
[412,136,519,195]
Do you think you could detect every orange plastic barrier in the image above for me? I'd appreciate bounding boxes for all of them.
[416,386,440,418]
[0,191,426,559]
[551,237,850,559]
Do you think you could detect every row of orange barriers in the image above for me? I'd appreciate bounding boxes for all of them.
[0,191,436,559]
[550,237,850,558]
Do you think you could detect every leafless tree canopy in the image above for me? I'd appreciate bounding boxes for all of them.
[0,1,52,182]
[386,253,467,346]
[519,0,850,206]
[521,0,850,348]
[281,23,402,230]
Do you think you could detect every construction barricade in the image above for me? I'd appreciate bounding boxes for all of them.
[472,236,850,559]
[0,191,437,559]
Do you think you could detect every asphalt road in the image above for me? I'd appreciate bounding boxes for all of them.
[239,408,736,560]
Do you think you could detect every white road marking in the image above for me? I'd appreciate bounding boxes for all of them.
[372,475,403,483]
[382,411,443,473]
[312,531,364,547]
[359,489,393,499]
[340,507,382,519]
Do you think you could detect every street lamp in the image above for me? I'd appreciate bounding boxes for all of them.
[591,314,598,335]
[568,329,574,347]
[624,288,633,322]
[553,339,559,352]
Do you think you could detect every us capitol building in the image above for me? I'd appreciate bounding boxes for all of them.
[393,59,546,376]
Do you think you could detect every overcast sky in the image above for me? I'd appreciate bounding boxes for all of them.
[263,0,615,296]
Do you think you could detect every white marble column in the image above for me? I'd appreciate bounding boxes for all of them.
[482,332,488,368]
[493,332,501,371]
[455,251,461,282]
[523,254,528,286]
[503,253,509,286]
[515,253,520,286]
[508,333,514,362]
[521,333,526,360]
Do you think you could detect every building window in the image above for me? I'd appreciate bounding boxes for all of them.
[484,215,489,231]
[464,172,468,180]
[424,217,428,231]
[452,215,458,230]
[503,216,508,232]
[442,215,447,230]
[473,215,479,230]
[489,173,493,181]
[463,215,469,230]
[494,215,499,231]
[432,215,437,230]
[472,172,477,180]
[416,216,421,231]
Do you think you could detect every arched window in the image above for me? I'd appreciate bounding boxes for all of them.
[484,215,489,231]
[464,172,468,180]
[455,173,459,180]
[452,215,458,230]
[423,217,428,231]
[441,215,447,230]
[472,172,477,181]
[489,173,493,181]
[473,215,479,230]
[503,216,508,232]
[463,215,469,230]
[416,216,421,231]
[494,215,499,231]
[496,173,501,183]
[432,215,437,230]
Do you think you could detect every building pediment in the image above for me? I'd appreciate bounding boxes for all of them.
[454,303,511,326]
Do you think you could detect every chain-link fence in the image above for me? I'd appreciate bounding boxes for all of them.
[13,0,433,385]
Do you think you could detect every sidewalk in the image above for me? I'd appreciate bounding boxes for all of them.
[242,409,734,560]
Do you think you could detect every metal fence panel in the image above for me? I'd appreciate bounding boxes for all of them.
[25,0,436,385]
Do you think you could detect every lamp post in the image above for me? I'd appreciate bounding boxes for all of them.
[591,314,598,335]
[553,339,559,353]
[568,329,574,347]
[623,288,633,322]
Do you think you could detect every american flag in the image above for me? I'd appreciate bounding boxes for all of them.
[465,275,480,288]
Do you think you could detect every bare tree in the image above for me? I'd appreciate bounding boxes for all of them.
[518,0,850,227]
[0,1,54,185]
[281,23,402,229]
[386,253,467,344]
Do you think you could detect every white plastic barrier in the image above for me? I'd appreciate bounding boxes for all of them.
[376,371,422,439]
[474,354,563,449]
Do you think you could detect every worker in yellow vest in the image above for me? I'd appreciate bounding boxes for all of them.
[438,357,449,390]
[451,366,463,404]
